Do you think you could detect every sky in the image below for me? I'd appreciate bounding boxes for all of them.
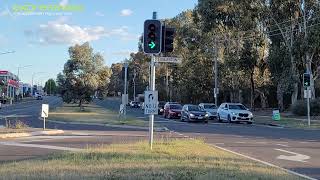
[0,0,197,85]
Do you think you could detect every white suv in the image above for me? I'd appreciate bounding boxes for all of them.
[217,103,253,124]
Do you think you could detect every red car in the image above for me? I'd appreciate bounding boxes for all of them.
[163,103,182,119]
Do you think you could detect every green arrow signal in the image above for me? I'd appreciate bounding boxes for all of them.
[148,41,156,49]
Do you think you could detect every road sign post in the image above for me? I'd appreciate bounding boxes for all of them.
[41,104,49,130]
[303,73,311,127]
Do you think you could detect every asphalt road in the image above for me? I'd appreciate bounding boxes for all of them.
[0,97,319,179]
[96,98,320,180]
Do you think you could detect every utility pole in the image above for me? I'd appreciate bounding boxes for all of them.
[166,64,169,101]
[214,38,218,106]
[124,62,128,118]
[133,68,136,101]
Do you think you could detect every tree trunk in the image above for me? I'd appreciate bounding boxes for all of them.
[238,89,243,103]
[79,99,84,111]
[291,82,298,105]
[250,72,255,109]
[277,83,284,112]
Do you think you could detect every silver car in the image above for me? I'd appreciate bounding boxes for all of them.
[199,103,218,120]
[217,103,253,124]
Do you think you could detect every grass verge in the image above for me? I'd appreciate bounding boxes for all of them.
[48,103,148,127]
[0,139,302,180]
[255,115,320,129]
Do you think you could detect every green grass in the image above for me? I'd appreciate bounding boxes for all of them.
[0,139,302,180]
[48,103,148,127]
[255,115,320,129]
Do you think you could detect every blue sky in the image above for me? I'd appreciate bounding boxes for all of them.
[0,0,197,85]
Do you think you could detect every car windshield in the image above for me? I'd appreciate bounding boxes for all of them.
[203,105,217,109]
[188,105,200,111]
[170,104,182,109]
[229,105,247,110]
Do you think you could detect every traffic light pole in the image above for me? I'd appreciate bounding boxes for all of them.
[149,55,156,149]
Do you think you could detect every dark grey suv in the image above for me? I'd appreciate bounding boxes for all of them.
[181,104,208,123]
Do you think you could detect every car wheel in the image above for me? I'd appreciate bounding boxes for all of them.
[168,113,171,119]
[187,117,191,123]
[247,121,253,125]
[180,116,184,122]
[218,114,222,123]
[163,113,166,119]
[227,115,232,123]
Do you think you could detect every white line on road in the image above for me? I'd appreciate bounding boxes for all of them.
[210,144,316,180]
[275,148,310,162]
[0,142,83,152]
[276,144,290,147]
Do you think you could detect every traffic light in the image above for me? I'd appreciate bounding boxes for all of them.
[303,73,311,87]
[162,27,175,53]
[143,20,162,54]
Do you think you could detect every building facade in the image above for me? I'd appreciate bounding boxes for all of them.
[0,70,19,99]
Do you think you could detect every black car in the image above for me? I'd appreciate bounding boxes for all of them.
[181,104,208,123]
[158,101,166,115]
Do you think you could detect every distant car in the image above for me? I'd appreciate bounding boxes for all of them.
[130,101,140,108]
[217,103,253,124]
[181,104,208,123]
[36,95,43,100]
[199,103,218,120]
[158,101,166,115]
[163,102,182,119]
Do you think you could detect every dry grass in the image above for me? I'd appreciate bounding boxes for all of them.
[48,103,148,127]
[0,139,303,180]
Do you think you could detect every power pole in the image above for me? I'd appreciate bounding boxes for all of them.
[133,68,136,101]
[214,38,218,106]
[124,62,128,117]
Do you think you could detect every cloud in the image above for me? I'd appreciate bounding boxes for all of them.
[120,9,133,16]
[59,0,68,7]
[24,19,139,45]
[95,11,105,17]
[0,9,9,16]
[112,50,136,56]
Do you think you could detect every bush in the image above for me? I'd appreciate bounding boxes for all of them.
[291,99,320,116]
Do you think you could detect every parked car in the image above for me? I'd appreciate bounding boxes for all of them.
[217,103,253,124]
[158,101,166,115]
[199,103,218,120]
[163,102,182,119]
[181,104,208,123]
[130,101,140,108]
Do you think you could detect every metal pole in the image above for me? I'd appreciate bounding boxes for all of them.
[43,117,46,130]
[149,55,156,149]
[124,64,128,118]
[166,65,169,101]
[307,87,311,126]
[214,38,218,105]
[133,69,136,101]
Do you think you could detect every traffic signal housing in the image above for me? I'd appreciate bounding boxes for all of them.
[303,73,311,88]
[162,27,175,53]
[143,20,162,54]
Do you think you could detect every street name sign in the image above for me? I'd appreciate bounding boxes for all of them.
[144,90,158,115]
[41,104,49,118]
[156,57,182,63]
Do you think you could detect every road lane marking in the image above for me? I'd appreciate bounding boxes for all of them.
[0,142,83,152]
[210,144,316,180]
[236,141,246,144]
[275,148,310,162]
[276,144,289,147]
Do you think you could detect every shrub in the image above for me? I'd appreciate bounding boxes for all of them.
[291,99,320,116]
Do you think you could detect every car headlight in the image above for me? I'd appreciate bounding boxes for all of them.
[231,112,238,116]
[249,112,253,116]
[205,113,209,117]
[189,114,195,118]
[206,112,212,116]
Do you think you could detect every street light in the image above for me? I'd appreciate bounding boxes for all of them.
[31,72,46,96]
